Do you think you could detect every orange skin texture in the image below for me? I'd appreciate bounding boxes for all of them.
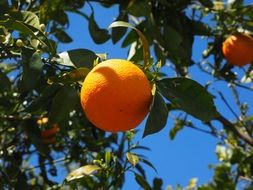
[41,124,60,139]
[222,33,253,66]
[80,59,152,132]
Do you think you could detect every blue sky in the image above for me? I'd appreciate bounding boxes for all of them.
[57,1,252,189]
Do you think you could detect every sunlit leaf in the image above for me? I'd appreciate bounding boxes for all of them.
[9,11,40,29]
[109,21,150,69]
[126,152,139,167]
[65,165,101,182]
[0,18,55,54]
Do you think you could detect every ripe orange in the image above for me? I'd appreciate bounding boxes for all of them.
[80,59,152,132]
[42,137,56,145]
[41,124,60,138]
[222,33,253,66]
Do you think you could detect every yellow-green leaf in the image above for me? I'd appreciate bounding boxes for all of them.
[65,165,100,182]
[108,21,150,70]
[126,152,139,167]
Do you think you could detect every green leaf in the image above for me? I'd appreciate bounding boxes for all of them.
[54,28,73,43]
[49,85,79,124]
[127,0,151,17]
[26,84,61,112]
[0,18,55,54]
[9,11,40,29]
[48,68,90,84]
[121,29,138,48]
[105,151,111,164]
[57,49,98,68]
[139,158,158,174]
[109,21,150,69]
[143,91,168,137]
[164,26,182,51]
[65,165,101,182]
[191,20,212,36]
[153,178,163,190]
[199,0,214,7]
[135,173,152,190]
[0,70,11,91]
[111,13,128,44]
[21,48,43,91]
[0,0,9,15]
[126,152,139,167]
[169,119,185,140]
[157,77,219,122]
[89,12,110,44]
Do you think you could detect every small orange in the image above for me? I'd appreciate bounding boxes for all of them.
[222,33,253,66]
[41,124,60,138]
[42,137,56,145]
[80,59,152,132]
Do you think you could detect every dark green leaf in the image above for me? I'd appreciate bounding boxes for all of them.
[26,84,62,112]
[135,173,152,190]
[0,70,11,91]
[128,0,151,17]
[48,68,90,84]
[49,85,79,123]
[153,178,163,190]
[21,48,43,91]
[121,29,138,48]
[191,20,212,36]
[154,43,166,66]
[143,91,168,137]
[54,28,73,43]
[135,164,146,178]
[9,11,40,29]
[111,13,128,44]
[88,13,110,44]
[57,49,98,68]
[199,0,214,7]
[164,26,182,51]
[157,77,219,122]
[139,158,158,174]
[0,0,9,15]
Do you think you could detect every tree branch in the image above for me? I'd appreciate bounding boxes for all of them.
[216,115,253,147]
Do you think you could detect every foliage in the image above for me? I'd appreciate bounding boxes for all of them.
[1,0,253,189]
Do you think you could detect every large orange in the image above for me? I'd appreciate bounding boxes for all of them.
[80,59,152,132]
[222,33,253,66]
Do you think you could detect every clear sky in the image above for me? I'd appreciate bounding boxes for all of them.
[57,1,252,189]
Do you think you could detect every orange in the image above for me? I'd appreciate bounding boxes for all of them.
[222,33,253,66]
[42,137,56,145]
[41,124,60,138]
[80,59,152,132]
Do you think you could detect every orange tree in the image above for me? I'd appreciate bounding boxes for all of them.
[1,0,253,189]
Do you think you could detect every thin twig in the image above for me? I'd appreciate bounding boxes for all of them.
[216,115,253,147]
